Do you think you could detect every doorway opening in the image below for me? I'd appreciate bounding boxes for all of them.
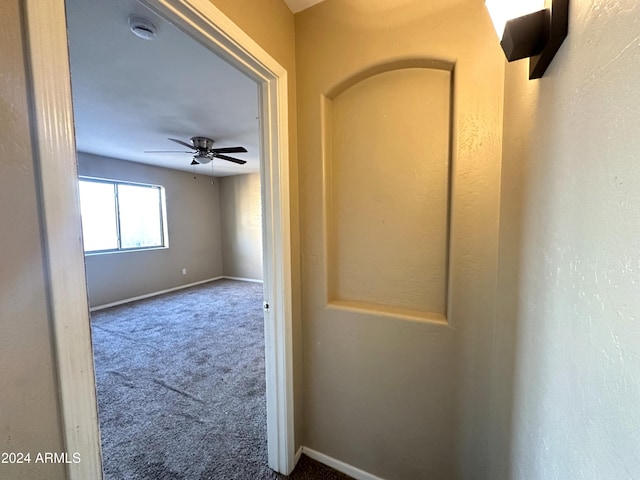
[23,0,294,477]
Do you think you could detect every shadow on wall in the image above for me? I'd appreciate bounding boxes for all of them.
[492,59,542,478]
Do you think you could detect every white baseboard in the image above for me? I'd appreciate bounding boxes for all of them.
[222,275,264,283]
[294,446,303,466]
[301,447,385,480]
[90,276,224,311]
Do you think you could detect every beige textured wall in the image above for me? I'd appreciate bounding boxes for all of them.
[295,0,504,478]
[0,1,66,479]
[79,153,224,308]
[493,0,640,477]
[328,67,450,318]
[219,173,263,281]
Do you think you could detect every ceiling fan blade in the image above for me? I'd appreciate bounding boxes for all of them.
[168,137,195,149]
[191,159,199,165]
[215,153,247,165]
[144,150,193,153]
[211,146,248,154]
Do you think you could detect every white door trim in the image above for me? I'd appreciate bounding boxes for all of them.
[23,0,295,477]
[24,1,102,479]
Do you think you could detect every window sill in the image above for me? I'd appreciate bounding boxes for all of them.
[84,246,169,257]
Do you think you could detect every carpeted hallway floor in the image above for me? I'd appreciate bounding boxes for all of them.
[91,279,351,479]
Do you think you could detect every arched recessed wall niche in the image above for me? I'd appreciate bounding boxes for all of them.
[323,59,454,323]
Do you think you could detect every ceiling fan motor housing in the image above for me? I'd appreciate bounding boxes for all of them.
[191,137,215,164]
[191,136,215,151]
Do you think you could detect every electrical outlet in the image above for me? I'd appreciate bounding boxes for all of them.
[182,268,187,275]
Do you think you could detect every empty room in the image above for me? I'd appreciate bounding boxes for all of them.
[65,0,278,477]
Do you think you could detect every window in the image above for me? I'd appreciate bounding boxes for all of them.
[78,177,168,253]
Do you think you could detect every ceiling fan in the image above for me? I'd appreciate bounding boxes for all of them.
[145,137,248,165]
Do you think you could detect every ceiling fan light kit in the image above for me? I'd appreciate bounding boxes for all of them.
[193,152,212,165]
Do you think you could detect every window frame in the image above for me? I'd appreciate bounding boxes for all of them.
[78,176,169,255]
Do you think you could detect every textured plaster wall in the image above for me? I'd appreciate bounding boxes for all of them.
[328,67,451,317]
[219,173,264,281]
[493,0,640,477]
[79,153,224,308]
[295,0,504,478]
[0,1,66,479]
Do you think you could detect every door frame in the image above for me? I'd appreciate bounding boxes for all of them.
[23,0,295,478]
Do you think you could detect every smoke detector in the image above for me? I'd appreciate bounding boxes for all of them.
[129,15,157,40]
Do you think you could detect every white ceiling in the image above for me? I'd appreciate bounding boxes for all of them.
[66,0,260,177]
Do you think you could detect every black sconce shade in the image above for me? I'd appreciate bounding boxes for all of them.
[498,0,569,79]
[501,9,549,62]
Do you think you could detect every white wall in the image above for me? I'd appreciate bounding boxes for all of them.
[219,173,263,281]
[79,153,224,307]
[493,0,640,477]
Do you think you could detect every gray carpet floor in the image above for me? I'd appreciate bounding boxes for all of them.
[91,279,351,479]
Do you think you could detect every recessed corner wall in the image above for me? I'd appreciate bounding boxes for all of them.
[219,173,264,281]
[325,66,452,320]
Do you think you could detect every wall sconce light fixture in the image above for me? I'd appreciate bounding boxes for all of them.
[485,0,569,79]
